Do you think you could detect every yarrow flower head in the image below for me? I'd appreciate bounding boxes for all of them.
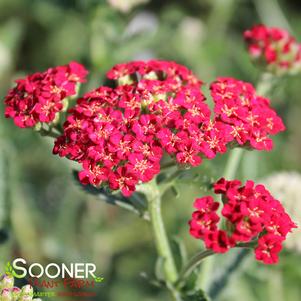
[4,62,88,128]
[53,60,215,196]
[244,24,301,75]
[52,60,285,196]
[189,178,297,264]
[211,77,285,151]
[0,274,41,301]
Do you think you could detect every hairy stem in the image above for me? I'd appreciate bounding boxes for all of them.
[144,180,179,299]
[223,148,244,180]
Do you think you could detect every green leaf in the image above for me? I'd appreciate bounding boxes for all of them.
[170,185,180,198]
[72,170,149,220]
[172,236,188,270]
[5,261,13,275]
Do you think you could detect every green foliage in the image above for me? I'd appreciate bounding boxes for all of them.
[5,261,13,276]
[73,170,149,219]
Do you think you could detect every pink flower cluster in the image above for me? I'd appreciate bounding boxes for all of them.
[189,178,297,264]
[211,77,285,151]
[4,62,88,128]
[3,59,285,196]
[244,24,301,74]
[54,61,216,196]
[0,275,36,300]
[52,60,285,196]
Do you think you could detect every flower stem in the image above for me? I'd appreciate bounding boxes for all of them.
[161,160,178,171]
[208,249,250,299]
[39,127,61,138]
[145,180,179,298]
[176,250,214,289]
[256,72,278,96]
[223,147,244,179]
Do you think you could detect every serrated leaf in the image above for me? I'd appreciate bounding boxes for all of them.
[72,170,149,220]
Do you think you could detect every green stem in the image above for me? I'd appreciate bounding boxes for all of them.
[39,128,61,139]
[196,255,214,291]
[176,250,214,288]
[43,131,60,139]
[256,73,278,96]
[236,240,258,249]
[181,241,255,291]
[161,160,178,171]
[144,180,179,299]
[223,148,244,179]
[254,0,292,33]
[148,190,178,282]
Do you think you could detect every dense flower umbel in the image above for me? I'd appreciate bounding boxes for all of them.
[189,178,297,264]
[0,274,41,301]
[4,62,88,128]
[211,77,285,151]
[53,61,226,196]
[53,61,285,196]
[244,24,301,75]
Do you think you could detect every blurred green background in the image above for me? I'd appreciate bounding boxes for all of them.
[0,0,300,300]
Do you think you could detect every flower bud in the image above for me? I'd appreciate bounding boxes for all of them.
[244,24,301,75]
[20,285,33,297]
[0,275,14,290]
[0,275,41,301]
[1,288,13,301]
[11,287,21,301]
[3,62,88,128]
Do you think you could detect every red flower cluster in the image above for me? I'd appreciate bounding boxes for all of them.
[244,24,301,74]
[211,77,285,151]
[4,59,285,196]
[189,178,297,264]
[53,61,232,196]
[52,61,286,196]
[4,62,88,128]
